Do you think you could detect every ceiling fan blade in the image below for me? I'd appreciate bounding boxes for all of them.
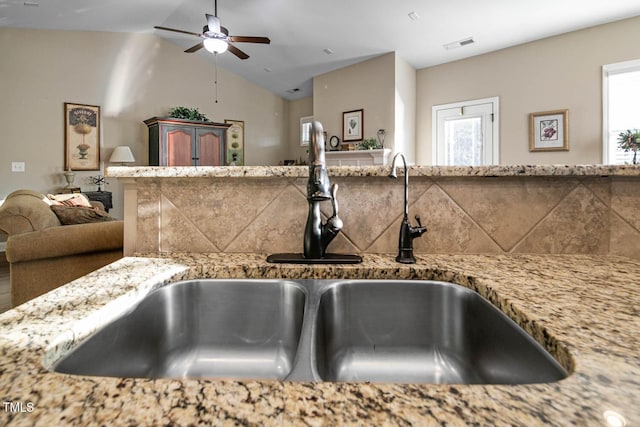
[227,43,249,60]
[154,26,202,38]
[228,36,271,44]
[185,42,205,53]
[205,14,221,33]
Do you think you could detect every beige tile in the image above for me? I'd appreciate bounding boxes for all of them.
[321,232,361,256]
[160,194,219,253]
[581,177,611,206]
[366,219,401,253]
[611,178,640,232]
[513,185,609,254]
[438,177,578,251]
[292,177,310,198]
[135,175,634,258]
[226,185,308,253]
[328,177,431,251]
[369,185,503,254]
[136,180,161,252]
[609,214,640,260]
[160,178,290,250]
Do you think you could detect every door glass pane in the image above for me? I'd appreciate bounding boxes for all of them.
[444,117,483,166]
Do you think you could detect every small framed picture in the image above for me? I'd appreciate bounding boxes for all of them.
[529,109,569,152]
[225,119,244,166]
[342,109,363,142]
[64,102,101,170]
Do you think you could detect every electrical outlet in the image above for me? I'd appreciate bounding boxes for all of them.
[11,162,25,172]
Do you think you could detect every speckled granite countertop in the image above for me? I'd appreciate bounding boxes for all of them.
[1,253,639,426]
[106,164,640,178]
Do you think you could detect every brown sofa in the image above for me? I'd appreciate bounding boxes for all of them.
[0,190,123,307]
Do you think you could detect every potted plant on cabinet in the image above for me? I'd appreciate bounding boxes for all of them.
[168,106,211,122]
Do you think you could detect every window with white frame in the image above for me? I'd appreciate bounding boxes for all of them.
[300,116,313,146]
[602,59,640,164]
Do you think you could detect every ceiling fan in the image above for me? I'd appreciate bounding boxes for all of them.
[154,0,270,59]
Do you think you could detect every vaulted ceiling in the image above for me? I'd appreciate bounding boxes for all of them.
[3,0,640,99]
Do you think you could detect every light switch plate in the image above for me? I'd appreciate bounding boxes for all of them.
[11,162,25,172]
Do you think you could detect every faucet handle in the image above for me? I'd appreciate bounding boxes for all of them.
[330,184,339,217]
[327,184,343,231]
[411,214,427,238]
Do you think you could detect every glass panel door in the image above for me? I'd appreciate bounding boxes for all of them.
[434,98,497,166]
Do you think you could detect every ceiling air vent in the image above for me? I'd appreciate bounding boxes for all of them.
[286,88,301,94]
[443,37,475,50]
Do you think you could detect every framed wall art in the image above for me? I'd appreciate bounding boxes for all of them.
[225,119,244,166]
[342,109,363,142]
[529,109,569,152]
[64,102,101,170]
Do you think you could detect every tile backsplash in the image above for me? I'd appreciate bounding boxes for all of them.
[131,175,640,260]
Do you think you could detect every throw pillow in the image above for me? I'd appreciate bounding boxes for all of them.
[47,193,93,208]
[50,205,114,225]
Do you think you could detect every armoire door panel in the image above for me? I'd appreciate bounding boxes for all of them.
[197,131,222,166]
[166,129,193,166]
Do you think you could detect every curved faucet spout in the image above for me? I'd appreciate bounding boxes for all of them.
[389,152,409,219]
[388,152,427,264]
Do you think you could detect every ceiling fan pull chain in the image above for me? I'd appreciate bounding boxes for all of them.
[214,53,219,104]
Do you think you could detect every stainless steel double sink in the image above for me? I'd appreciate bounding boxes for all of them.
[53,279,568,384]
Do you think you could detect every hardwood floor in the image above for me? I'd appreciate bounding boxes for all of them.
[0,253,9,314]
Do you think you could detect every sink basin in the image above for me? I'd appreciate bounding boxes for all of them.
[54,280,306,380]
[314,280,567,384]
[52,279,567,384]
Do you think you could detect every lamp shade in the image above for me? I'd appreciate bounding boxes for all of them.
[109,146,135,164]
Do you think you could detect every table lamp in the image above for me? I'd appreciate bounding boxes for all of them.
[109,146,135,165]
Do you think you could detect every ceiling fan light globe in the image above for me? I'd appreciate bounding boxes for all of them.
[203,38,228,54]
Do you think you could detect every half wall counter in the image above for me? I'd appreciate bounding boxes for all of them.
[107,165,640,259]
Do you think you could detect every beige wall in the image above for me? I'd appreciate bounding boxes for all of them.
[0,28,289,218]
[287,96,313,163]
[313,52,398,151]
[416,15,640,165]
